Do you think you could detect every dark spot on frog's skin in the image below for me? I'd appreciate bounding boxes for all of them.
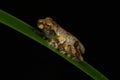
[74,41,81,53]
[73,41,83,61]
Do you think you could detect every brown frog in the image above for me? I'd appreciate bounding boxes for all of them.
[37,17,85,62]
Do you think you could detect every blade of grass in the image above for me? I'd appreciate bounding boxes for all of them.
[0,9,109,80]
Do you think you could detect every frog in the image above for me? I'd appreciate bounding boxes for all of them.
[37,17,85,62]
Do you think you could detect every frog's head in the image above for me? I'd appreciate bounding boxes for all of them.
[37,17,54,30]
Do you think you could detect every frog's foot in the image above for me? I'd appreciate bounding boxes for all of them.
[71,53,84,62]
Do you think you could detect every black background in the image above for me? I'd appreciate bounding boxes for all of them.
[0,0,118,80]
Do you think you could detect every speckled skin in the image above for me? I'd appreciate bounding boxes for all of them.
[37,17,85,61]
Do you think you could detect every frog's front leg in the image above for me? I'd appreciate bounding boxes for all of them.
[48,39,59,49]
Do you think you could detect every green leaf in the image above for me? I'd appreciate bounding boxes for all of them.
[0,9,109,80]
